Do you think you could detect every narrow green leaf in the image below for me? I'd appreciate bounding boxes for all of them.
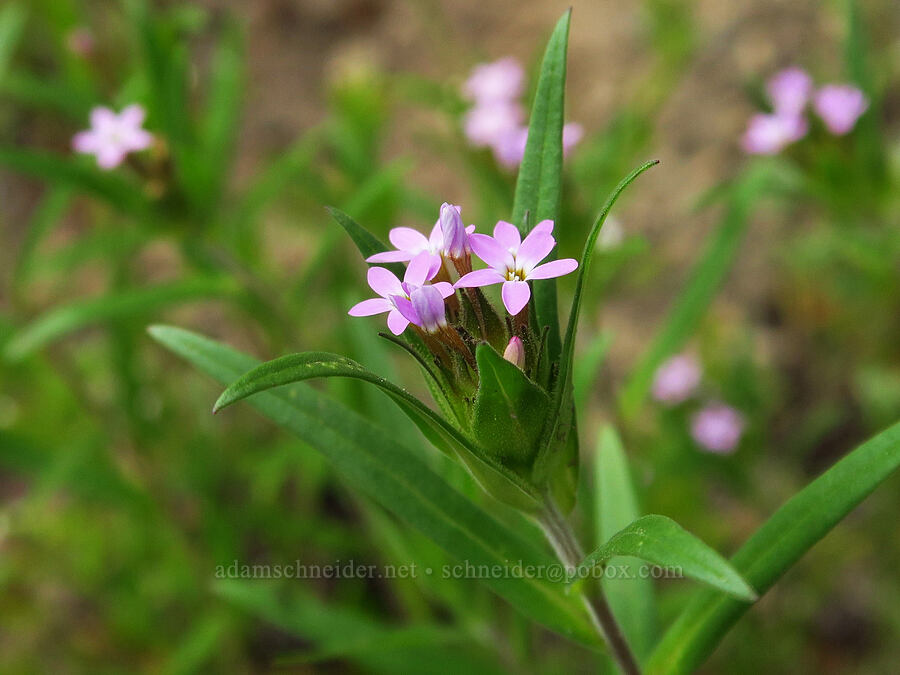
[326,206,405,279]
[149,326,599,646]
[473,343,550,468]
[212,350,540,511]
[0,3,26,85]
[546,160,658,448]
[596,426,657,662]
[573,331,612,414]
[578,515,757,602]
[0,148,153,218]
[4,277,237,361]
[645,420,900,674]
[12,186,72,290]
[619,165,770,419]
[511,10,571,362]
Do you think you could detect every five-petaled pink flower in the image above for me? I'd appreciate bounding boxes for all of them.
[366,204,475,264]
[73,105,153,169]
[652,353,701,405]
[455,220,578,316]
[813,84,868,135]
[348,252,453,335]
[691,404,744,454]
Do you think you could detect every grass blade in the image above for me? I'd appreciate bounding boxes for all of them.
[645,420,900,674]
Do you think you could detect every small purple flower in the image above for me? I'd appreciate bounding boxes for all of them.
[395,285,450,333]
[463,57,525,104]
[348,252,453,335]
[813,84,868,135]
[72,105,153,169]
[691,404,744,454]
[463,102,525,149]
[455,220,578,316]
[503,336,525,368]
[741,113,808,155]
[563,122,584,156]
[766,67,813,115]
[439,203,467,259]
[367,206,475,264]
[652,353,701,405]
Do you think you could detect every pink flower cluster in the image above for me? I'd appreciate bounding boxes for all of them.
[651,353,745,454]
[349,202,577,334]
[742,66,868,155]
[462,58,582,168]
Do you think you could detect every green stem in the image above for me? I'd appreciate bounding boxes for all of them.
[538,499,641,675]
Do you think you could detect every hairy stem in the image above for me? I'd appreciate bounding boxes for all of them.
[538,499,641,675]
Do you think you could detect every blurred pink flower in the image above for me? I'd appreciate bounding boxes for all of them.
[652,354,701,405]
[456,220,577,316]
[563,122,584,156]
[72,105,153,169]
[348,252,453,335]
[463,102,525,148]
[691,404,744,454]
[741,113,807,155]
[766,67,812,115]
[66,27,95,57]
[813,84,868,135]
[492,126,529,167]
[463,57,525,103]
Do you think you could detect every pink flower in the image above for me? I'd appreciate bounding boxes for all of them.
[492,126,529,168]
[691,404,744,454]
[463,102,525,148]
[503,336,525,368]
[813,84,868,135]
[455,220,578,316]
[463,57,525,104]
[72,105,153,169]
[766,67,813,115]
[348,252,453,335]
[741,113,808,155]
[66,28,95,58]
[366,205,475,264]
[563,122,584,156]
[652,353,701,405]
[394,285,450,334]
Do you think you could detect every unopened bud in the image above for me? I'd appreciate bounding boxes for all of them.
[503,336,525,369]
[440,202,466,259]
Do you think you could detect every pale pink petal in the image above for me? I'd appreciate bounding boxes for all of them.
[516,232,555,271]
[348,297,394,316]
[501,280,531,316]
[465,225,476,235]
[72,130,100,153]
[428,221,443,251]
[367,267,403,298]
[123,128,153,152]
[89,106,116,131]
[96,146,126,169]
[386,308,410,335]
[119,104,146,128]
[469,233,513,271]
[530,219,554,238]
[410,285,447,332]
[527,258,578,280]
[455,269,505,288]
[432,281,455,298]
[405,251,441,286]
[562,122,584,155]
[389,227,429,253]
[367,250,413,263]
[492,220,521,252]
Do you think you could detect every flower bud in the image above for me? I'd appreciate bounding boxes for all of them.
[410,285,448,334]
[440,202,467,259]
[503,336,525,369]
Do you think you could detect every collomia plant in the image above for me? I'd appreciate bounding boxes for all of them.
[150,11,900,675]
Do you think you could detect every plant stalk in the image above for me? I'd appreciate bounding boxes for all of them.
[538,499,641,675]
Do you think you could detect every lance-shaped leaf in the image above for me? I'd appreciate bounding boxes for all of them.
[596,427,657,663]
[472,343,550,471]
[542,160,658,451]
[511,10,570,363]
[148,326,598,646]
[577,515,757,602]
[4,277,238,361]
[327,206,405,279]
[645,419,900,675]
[213,350,541,512]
